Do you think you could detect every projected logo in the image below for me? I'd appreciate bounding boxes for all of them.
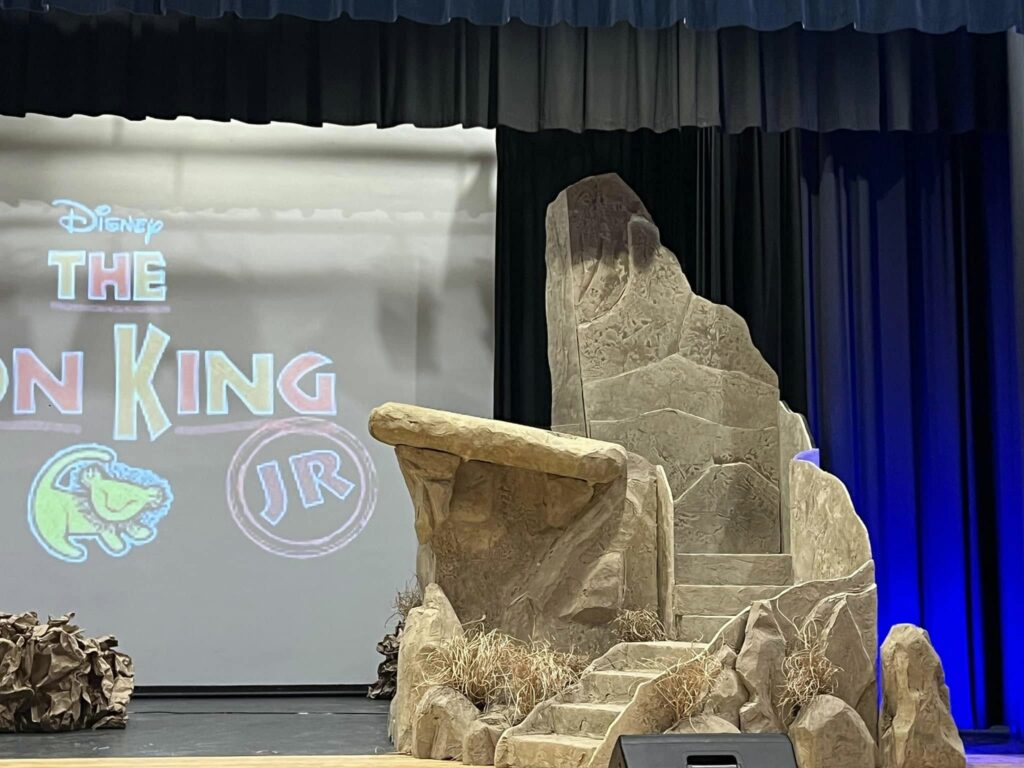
[28,444,173,563]
[226,418,377,558]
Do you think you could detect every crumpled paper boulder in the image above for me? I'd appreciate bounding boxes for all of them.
[0,612,134,732]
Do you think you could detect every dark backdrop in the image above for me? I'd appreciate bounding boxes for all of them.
[494,126,805,427]
[800,130,1024,731]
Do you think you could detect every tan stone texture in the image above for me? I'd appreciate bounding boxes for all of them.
[880,624,965,768]
[463,717,507,766]
[370,404,664,655]
[544,174,781,559]
[391,584,464,754]
[411,685,480,760]
[790,695,876,768]
[585,565,878,768]
[790,460,872,582]
[667,713,740,734]
[778,402,813,553]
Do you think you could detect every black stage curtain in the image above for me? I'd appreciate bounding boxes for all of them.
[0,9,1008,133]
[1,0,1021,33]
[494,126,804,428]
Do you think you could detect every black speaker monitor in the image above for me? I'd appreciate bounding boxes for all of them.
[609,733,798,768]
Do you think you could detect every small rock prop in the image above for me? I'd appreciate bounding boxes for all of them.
[368,622,402,700]
[881,624,965,768]
[0,612,134,732]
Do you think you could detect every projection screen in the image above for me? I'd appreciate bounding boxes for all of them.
[0,115,496,686]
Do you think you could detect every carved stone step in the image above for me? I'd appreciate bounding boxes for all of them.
[673,584,786,615]
[675,553,793,586]
[674,614,735,643]
[612,641,707,670]
[579,669,660,703]
[550,702,625,739]
[497,733,600,768]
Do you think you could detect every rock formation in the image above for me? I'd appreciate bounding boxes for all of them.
[790,461,872,583]
[880,624,965,768]
[391,584,464,753]
[369,403,667,655]
[546,173,782,563]
[412,685,480,760]
[789,695,876,768]
[376,174,893,768]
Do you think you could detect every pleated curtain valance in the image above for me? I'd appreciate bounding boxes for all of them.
[0,0,1023,32]
[0,10,1007,133]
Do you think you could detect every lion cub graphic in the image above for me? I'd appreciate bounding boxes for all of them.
[28,444,174,563]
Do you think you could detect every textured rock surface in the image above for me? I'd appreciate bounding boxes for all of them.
[544,174,782,560]
[411,685,480,760]
[584,565,878,768]
[736,602,787,733]
[790,695,876,768]
[880,624,965,768]
[701,647,747,727]
[790,461,872,583]
[667,713,740,734]
[370,403,664,655]
[391,584,464,753]
[0,612,133,732]
[778,402,813,553]
[463,715,508,766]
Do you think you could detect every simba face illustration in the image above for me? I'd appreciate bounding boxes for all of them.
[79,465,165,522]
[28,444,173,563]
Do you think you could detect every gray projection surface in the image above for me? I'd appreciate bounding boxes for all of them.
[0,116,496,686]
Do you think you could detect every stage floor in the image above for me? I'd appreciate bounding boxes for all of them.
[0,696,1018,766]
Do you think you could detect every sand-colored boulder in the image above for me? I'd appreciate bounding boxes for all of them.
[371,402,625,483]
[778,402,813,552]
[667,713,740,734]
[411,685,480,760]
[544,174,782,562]
[701,648,747,728]
[463,711,511,766]
[370,404,665,655]
[789,695,875,768]
[880,624,965,768]
[391,584,464,753]
[789,460,872,582]
[736,601,786,733]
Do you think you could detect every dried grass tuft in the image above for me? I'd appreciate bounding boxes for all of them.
[423,629,587,724]
[654,652,722,722]
[393,582,423,621]
[612,608,667,643]
[778,618,841,724]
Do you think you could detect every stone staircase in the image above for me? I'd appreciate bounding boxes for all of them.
[497,641,704,768]
[674,553,793,642]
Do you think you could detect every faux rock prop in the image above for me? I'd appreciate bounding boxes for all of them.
[789,461,872,583]
[368,622,402,699]
[736,602,787,733]
[545,173,782,560]
[880,625,965,768]
[0,612,133,732]
[789,695,875,768]
[463,711,511,766]
[391,584,464,753]
[581,564,876,768]
[370,403,665,655]
[412,685,481,760]
[667,713,740,734]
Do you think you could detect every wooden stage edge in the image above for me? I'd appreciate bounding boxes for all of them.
[0,755,1020,768]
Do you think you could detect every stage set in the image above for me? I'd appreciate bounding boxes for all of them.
[3,1,1024,768]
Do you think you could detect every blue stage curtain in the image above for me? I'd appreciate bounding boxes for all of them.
[800,130,1024,732]
[0,0,1022,32]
